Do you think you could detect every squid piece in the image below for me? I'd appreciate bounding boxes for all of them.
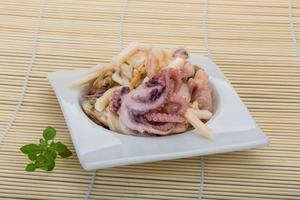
[146,47,164,78]
[120,63,133,80]
[94,110,109,127]
[127,51,146,70]
[112,42,140,68]
[165,57,185,70]
[130,68,146,88]
[95,87,118,112]
[192,109,212,120]
[112,72,130,86]
[67,65,114,88]
[184,108,214,139]
[107,109,122,133]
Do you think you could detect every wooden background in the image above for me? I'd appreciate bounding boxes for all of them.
[0,0,300,199]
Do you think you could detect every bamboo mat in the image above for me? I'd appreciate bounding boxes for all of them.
[0,0,300,199]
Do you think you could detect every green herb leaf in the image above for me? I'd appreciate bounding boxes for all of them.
[28,153,37,161]
[21,127,72,172]
[40,164,50,171]
[52,142,72,158]
[58,149,72,158]
[39,139,48,150]
[52,142,66,153]
[35,155,47,167]
[45,149,57,161]
[25,163,36,172]
[45,160,55,171]
[20,144,40,155]
[38,154,55,171]
[50,141,56,148]
[43,126,56,141]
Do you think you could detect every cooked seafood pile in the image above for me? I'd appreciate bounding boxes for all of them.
[69,43,214,139]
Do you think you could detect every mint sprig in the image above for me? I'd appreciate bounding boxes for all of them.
[20,127,72,172]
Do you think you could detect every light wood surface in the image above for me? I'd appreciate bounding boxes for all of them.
[0,0,300,199]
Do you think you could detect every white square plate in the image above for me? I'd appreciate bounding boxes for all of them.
[47,54,269,170]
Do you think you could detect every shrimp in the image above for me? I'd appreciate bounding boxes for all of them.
[182,62,195,81]
[195,69,209,81]
[196,85,213,112]
[187,69,213,112]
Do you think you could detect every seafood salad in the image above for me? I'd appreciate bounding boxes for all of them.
[69,43,214,139]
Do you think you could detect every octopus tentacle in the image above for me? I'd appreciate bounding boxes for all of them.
[172,47,189,59]
[145,121,175,133]
[118,68,189,136]
[85,88,107,98]
[166,68,182,94]
[126,84,166,112]
[172,123,189,133]
[109,86,130,113]
[164,94,188,115]
[144,112,185,123]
